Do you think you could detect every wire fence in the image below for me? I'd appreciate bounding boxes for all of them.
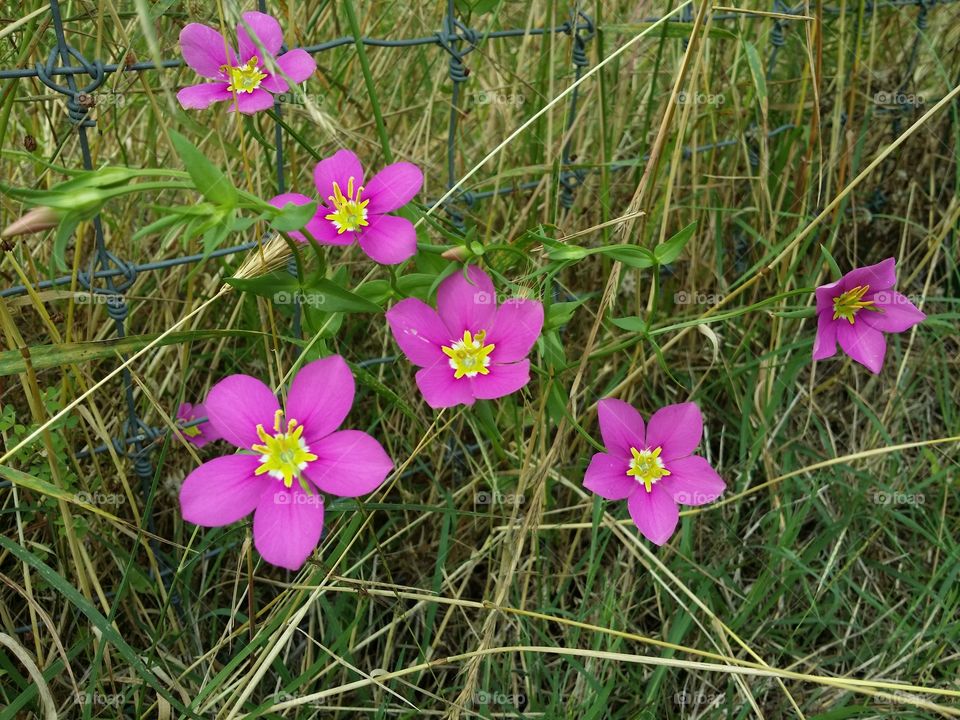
[0,0,947,565]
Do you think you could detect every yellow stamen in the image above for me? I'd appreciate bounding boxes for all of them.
[441,330,495,380]
[324,176,370,234]
[626,446,671,492]
[251,410,317,488]
[221,56,267,94]
[832,284,877,324]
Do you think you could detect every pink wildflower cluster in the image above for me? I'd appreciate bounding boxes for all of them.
[173,12,928,560]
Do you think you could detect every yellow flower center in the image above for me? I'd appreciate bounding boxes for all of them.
[182,425,202,438]
[251,409,318,489]
[324,176,370,234]
[441,330,495,379]
[222,56,267,94]
[832,284,876,324]
[626,446,671,492]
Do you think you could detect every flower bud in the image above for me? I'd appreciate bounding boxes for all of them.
[1,206,59,237]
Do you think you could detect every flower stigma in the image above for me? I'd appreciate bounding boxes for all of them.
[441,330,495,379]
[627,446,671,492]
[252,409,317,488]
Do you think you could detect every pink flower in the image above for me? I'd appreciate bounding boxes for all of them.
[386,265,543,408]
[812,257,925,374]
[176,12,316,114]
[178,356,393,570]
[583,399,725,545]
[176,402,222,448]
[268,149,423,264]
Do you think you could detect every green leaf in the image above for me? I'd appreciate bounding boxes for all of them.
[271,199,317,232]
[168,129,238,207]
[598,245,656,269]
[545,299,587,331]
[742,40,768,120]
[301,276,383,313]
[820,244,843,279]
[52,213,80,271]
[611,316,648,333]
[224,269,298,299]
[654,221,696,265]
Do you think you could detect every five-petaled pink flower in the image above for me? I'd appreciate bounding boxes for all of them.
[269,149,423,264]
[176,402,221,448]
[179,355,392,570]
[386,265,543,408]
[583,399,725,545]
[177,12,316,114]
[813,257,925,374]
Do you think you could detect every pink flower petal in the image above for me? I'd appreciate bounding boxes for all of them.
[228,88,276,114]
[205,374,280,449]
[253,485,324,570]
[627,485,679,545]
[815,280,840,313]
[436,265,496,337]
[812,312,838,361]
[285,355,355,445]
[180,455,269,526]
[596,398,646,458]
[261,49,317,92]
[237,11,283,63]
[180,24,235,78]
[469,360,530,400]
[659,455,725,505]
[644,402,703,461]
[177,82,232,110]
[357,214,418,265]
[861,291,926,333]
[840,257,896,293]
[836,320,886,374]
[386,298,448,367]
[313,149,364,203]
[486,299,543,363]
[583,452,635,500]
[415,361,476,408]
[268,192,313,241]
[305,430,393,497]
[363,162,424,214]
[304,206,355,245]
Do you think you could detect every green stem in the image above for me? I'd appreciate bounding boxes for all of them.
[342,1,393,163]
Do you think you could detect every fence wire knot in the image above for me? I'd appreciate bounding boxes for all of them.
[437,16,478,83]
[34,46,105,127]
